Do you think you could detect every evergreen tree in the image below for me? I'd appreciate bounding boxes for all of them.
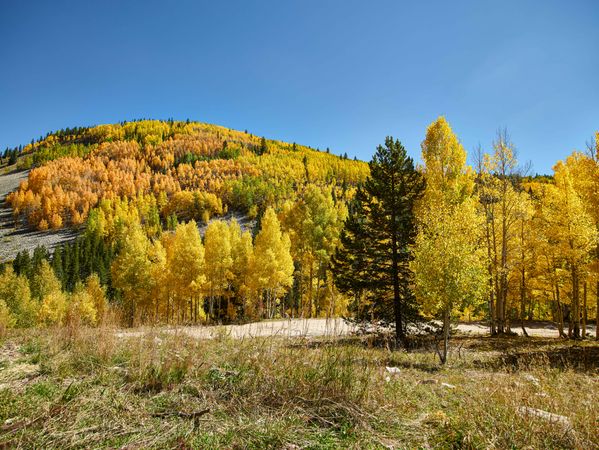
[71,242,81,290]
[63,243,72,289]
[13,251,32,279]
[51,246,64,288]
[31,246,50,274]
[259,136,267,155]
[332,137,425,345]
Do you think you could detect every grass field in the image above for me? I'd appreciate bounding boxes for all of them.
[0,326,597,449]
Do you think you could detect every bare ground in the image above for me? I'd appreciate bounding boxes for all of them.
[115,318,597,340]
[0,169,78,262]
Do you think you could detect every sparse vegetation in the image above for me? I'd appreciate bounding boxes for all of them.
[0,327,597,448]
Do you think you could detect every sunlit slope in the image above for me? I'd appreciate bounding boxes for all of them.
[7,120,369,230]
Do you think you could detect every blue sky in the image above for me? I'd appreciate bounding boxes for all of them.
[1,0,597,174]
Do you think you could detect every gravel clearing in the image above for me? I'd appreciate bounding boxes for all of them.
[115,318,596,340]
[0,169,78,262]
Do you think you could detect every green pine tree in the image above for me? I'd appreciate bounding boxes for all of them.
[332,137,425,346]
[51,246,64,288]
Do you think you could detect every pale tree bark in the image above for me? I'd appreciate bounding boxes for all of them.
[582,281,587,338]
[520,265,528,337]
[571,265,580,339]
[555,282,565,338]
[437,308,451,365]
[596,280,599,341]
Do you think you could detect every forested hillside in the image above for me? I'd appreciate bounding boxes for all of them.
[0,119,598,345]
[0,120,368,327]
[6,120,368,229]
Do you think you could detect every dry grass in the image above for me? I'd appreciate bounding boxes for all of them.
[0,326,597,449]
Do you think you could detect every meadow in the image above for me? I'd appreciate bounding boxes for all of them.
[0,323,597,449]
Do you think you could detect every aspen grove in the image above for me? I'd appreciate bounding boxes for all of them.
[0,118,597,341]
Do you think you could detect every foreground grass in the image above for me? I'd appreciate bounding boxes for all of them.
[0,327,597,449]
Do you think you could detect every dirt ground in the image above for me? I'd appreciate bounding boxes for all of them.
[115,318,597,340]
[0,169,78,262]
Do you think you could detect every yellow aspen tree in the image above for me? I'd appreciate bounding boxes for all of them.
[111,222,154,326]
[0,267,37,327]
[415,117,487,363]
[0,300,16,333]
[559,147,599,338]
[251,207,294,319]
[541,162,597,338]
[31,259,62,302]
[68,282,97,326]
[32,260,68,326]
[474,131,521,334]
[531,181,570,336]
[85,274,108,325]
[148,239,167,323]
[38,291,68,327]
[204,220,233,321]
[165,220,205,323]
[420,116,474,203]
[413,201,487,363]
[512,190,536,336]
[281,185,343,317]
[229,220,254,320]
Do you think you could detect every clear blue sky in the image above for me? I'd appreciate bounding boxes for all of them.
[1,0,598,174]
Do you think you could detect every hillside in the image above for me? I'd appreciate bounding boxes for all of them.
[4,120,369,233]
[0,169,78,262]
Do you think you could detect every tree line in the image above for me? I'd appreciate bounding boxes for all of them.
[1,118,598,358]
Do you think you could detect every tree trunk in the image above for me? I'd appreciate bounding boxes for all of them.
[391,232,404,347]
[596,280,599,341]
[582,282,587,338]
[490,215,500,334]
[484,214,496,335]
[166,294,170,325]
[520,266,528,337]
[571,265,580,339]
[441,308,450,364]
[498,199,508,334]
[527,297,535,320]
[555,282,565,338]
[329,280,336,318]
[315,267,322,317]
[308,264,314,318]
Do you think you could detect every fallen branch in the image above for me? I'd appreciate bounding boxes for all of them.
[152,408,210,420]
[517,407,571,428]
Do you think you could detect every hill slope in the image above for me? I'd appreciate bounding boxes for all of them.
[5,120,369,232]
[0,170,79,262]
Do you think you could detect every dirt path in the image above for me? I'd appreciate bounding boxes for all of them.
[115,318,596,340]
[0,169,78,262]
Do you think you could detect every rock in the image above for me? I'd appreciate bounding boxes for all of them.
[109,366,128,376]
[517,407,571,427]
[440,382,456,389]
[523,374,540,385]
[385,366,401,374]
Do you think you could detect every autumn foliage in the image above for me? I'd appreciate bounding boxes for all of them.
[7,120,368,230]
[1,120,598,341]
